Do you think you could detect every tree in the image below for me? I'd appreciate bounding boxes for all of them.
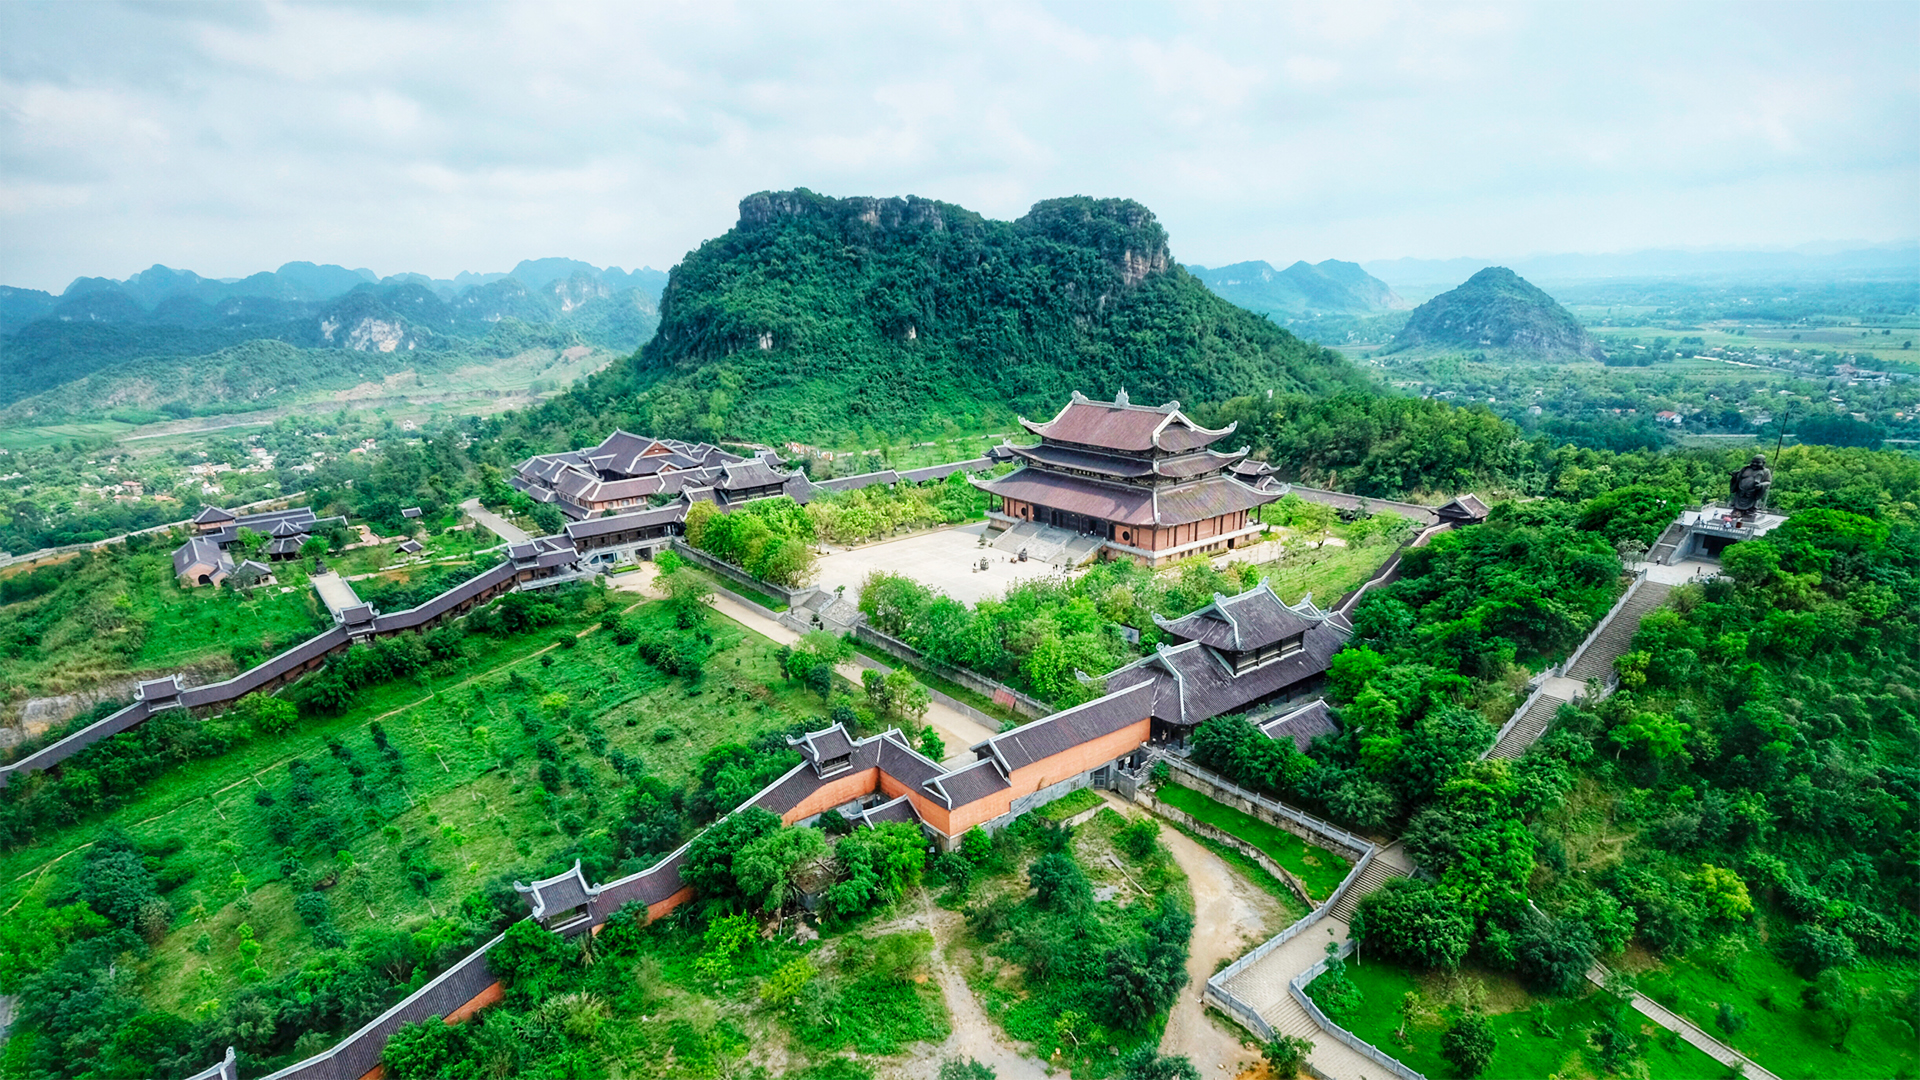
[917,724,946,761]
[733,827,828,913]
[1289,500,1337,548]
[1027,852,1091,913]
[238,692,297,735]
[1117,1048,1201,1080]
[1349,878,1471,970]
[939,1059,997,1080]
[1608,710,1692,767]
[661,567,713,628]
[683,807,784,902]
[1811,968,1862,1049]
[382,1015,462,1080]
[1694,864,1753,921]
[1264,1035,1315,1079]
[1441,1012,1496,1078]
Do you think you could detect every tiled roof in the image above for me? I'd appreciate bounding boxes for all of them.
[172,535,229,577]
[1153,579,1328,652]
[192,505,235,524]
[976,468,1273,527]
[976,680,1153,774]
[1278,485,1441,526]
[398,540,423,554]
[338,604,376,625]
[564,504,686,540]
[1258,698,1339,751]
[1006,443,1153,478]
[932,757,1011,808]
[790,724,856,767]
[719,459,793,490]
[1019,392,1236,453]
[1437,494,1490,522]
[812,470,900,493]
[900,457,993,483]
[1106,611,1352,727]
[860,795,922,827]
[1154,448,1248,478]
[514,860,600,919]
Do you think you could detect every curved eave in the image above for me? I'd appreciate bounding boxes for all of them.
[1151,445,1250,477]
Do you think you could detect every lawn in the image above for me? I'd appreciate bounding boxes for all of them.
[1635,938,1919,1080]
[1253,535,1398,608]
[1314,955,1731,1080]
[1033,786,1103,822]
[0,588,850,1042]
[1155,779,1350,901]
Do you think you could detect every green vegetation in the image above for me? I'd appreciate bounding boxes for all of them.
[1152,781,1349,901]
[0,582,877,1078]
[1034,787,1104,822]
[804,472,992,545]
[1385,267,1608,362]
[959,809,1194,1076]
[1309,958,1729,1079]
[0,541,329,704]
[381,914,947,1078]
[629,190,1367,444]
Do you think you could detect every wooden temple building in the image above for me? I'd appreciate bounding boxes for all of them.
[974,391,1282,566]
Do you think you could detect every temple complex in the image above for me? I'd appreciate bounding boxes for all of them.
[973,391,1282,566]
[511,431,807,519]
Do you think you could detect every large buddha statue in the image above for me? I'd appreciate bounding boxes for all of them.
[1729,454,1772,513]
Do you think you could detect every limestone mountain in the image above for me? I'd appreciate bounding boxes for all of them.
[0,260,666,413]
[1189,259,1408,318]
[631,189,1369,443]
[1385,266,1606,361]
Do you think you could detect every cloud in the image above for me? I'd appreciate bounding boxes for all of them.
[0,0,1913,291]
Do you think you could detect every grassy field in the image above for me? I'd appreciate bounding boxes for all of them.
[1033,786,1103,822]
[0,546,330,705]
[1251,536,1397,607]
[1315,956,1731,1079]
[1635,939,1919,1080]
[0,419,141,451]
[1155,779,1350,901]
[0,591,848,1026]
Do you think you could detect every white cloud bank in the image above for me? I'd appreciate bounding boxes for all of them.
[0,0,1913,290]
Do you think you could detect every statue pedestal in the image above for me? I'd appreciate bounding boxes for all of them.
[1657,504,1788,564]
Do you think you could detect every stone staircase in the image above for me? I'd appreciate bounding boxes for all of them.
[1488,690,1570,759]
[1566,581,1672,683]
[989,521,1102,567]
[1647,521,1687,566]
[1325,856,1407,922]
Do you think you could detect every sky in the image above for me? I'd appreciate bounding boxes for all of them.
[1,0,1915,292]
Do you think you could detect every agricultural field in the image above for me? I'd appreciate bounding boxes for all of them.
[0,584,880,1077]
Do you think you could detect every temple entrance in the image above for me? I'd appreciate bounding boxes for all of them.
[1046,509,1105,535]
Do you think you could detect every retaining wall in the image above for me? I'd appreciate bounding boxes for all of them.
[1142,794,1315,908]
[1162,759,1372,862]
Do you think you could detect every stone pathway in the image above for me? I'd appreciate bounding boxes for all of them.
[1587,966,1783,1080]
[309,571,363,619]
[459,498,532,545]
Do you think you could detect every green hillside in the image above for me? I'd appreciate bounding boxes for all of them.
[1386,266,1607,361]
[629,189,1369,443]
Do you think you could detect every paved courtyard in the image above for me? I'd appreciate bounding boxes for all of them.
[812,521,1069,605]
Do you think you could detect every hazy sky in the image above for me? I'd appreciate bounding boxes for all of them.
[2,1,1914,291]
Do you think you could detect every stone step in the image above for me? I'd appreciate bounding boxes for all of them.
[1566,582,1671,682]
[1489,693,1568,759]
[1326,859,1406,922]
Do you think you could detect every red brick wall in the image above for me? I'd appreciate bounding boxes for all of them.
[948,717,1149,833]
[778,767,881,824]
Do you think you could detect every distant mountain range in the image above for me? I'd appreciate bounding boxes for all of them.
[0,259,669,414]
[1363,244,1919,301]
[1385,267,1606,362]
[1186,259,1407,319]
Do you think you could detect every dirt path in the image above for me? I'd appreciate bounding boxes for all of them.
[1096,791,1278,1075]
[916,894,1047,1079]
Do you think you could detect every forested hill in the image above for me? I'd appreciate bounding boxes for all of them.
[628,189,1370,443]
[1386,266,1607,361]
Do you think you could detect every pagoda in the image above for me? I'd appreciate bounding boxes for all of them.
[974,391,1280,566]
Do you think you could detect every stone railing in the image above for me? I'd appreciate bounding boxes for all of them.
[1141,794,1315,908]
[1290,940,1428,1080]
[1560,567,1650,682]
[1163,759,1373,861]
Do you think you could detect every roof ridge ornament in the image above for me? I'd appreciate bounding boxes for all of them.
[1115,387,1129,406]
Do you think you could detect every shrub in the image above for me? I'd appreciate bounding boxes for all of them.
[1442,1012,1496,1078]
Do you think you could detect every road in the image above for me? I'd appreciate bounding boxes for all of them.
[460,498,532,545]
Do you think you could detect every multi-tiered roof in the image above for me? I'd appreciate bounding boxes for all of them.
[975,391,1277,528]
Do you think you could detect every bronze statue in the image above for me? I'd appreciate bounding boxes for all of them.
[1729,454,1772,513]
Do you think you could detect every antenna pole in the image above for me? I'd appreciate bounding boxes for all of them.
[1772,401,1790,463]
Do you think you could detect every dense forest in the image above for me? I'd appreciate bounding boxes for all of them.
[624,189,1368,444]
